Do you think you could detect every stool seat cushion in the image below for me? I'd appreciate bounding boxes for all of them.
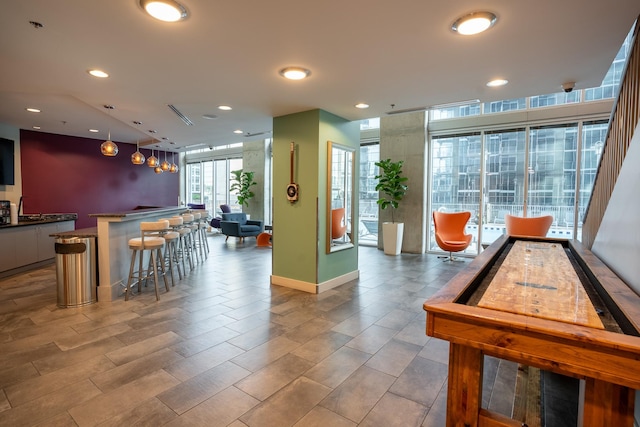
[128,236,165,249]
[163,231,180,240]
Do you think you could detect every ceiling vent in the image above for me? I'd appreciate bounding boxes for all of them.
[168,104,194,126]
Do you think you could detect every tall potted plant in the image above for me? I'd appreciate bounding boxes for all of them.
[230,169,257,208]
[375,158,408,255]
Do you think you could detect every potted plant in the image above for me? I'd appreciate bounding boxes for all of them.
[230,169,257,207]
[375,158,408,255]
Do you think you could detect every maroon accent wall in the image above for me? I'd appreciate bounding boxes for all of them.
[20,130,179,229]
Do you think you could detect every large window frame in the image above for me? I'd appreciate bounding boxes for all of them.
[428,119,608,255]
[185,146,243,216]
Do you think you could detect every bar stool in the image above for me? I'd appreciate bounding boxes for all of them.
[169,215,190,274]
[189,212,203,263]
[125,220,170,301]
[159,217,183,285]
[192,209,210,258]
[177,214,196,271]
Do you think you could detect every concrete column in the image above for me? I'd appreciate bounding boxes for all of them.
[242,139,269,222]
[379,111,427,253]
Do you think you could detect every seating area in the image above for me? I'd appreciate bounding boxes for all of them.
[123,210,216,302]
[220,212,264,242]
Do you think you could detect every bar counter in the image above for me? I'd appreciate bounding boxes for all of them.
[89,206,186,301]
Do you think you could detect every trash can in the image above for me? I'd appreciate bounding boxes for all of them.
[55,237,97,308]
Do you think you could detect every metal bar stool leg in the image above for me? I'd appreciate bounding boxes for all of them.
[125,249,137,301]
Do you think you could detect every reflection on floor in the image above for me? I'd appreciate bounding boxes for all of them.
[1,233,539,426]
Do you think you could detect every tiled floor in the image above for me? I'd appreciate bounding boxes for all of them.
[0,233,519,426]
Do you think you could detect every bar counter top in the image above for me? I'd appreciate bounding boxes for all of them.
[89,206,186,219]
[0,213,77,229]
[50,227,98,238]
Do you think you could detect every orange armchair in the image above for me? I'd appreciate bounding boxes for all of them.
[433,211,472,262]
[505,214,553,237]
[331,208,347,239]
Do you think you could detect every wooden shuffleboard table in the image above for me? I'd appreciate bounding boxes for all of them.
[423,235,640,427]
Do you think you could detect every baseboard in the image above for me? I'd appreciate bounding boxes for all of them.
[271,270,359,294]
[97,280,123,302]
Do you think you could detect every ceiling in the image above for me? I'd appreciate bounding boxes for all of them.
[1,1,638,152]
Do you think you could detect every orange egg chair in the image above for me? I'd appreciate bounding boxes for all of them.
[505,214,553,237]
[432,211,472,262]
[331,208,347,239]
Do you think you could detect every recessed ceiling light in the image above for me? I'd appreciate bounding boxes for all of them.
[202,114,218,120]
[355,103,369,109]
[486,79,508,87]
[140,0,188,22]
[89,129,99,133]
[33,126,41,130]
[233,130,243,134]
[88,69,109,78]
[279,67,311,80]
[218,105,232,111]
[452,12,497,35]
[26,107,41,113]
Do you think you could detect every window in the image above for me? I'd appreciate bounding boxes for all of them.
[585,28,634,102]
[430,102,481,120]
[359,143,380,244]
[186,157,243,214]
[483,98,526,113]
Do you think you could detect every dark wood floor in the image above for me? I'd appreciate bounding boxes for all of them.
[0,233,519,426]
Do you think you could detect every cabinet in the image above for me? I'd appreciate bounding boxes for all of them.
[37,222,72,261]
[0,221,75,274]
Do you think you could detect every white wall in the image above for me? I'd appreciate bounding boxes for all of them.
[592,122,640,295]
[591,121,640,425]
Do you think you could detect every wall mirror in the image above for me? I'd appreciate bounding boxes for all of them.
[327,141,355,253]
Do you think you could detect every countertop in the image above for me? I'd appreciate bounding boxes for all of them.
[0,213,78,229]
[88,206,186,218]
[50,227,97,238]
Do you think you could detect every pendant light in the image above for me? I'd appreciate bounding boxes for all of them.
[131,140,146,165]
[169,152,179,173]
[160,150,171,171]
[147,147,159,167]
[100,105,118,156]
[154,164,164,174]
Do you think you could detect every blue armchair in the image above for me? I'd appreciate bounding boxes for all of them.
[220,212,263,242]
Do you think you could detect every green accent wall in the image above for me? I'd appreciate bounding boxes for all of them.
[272,109,359,285]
